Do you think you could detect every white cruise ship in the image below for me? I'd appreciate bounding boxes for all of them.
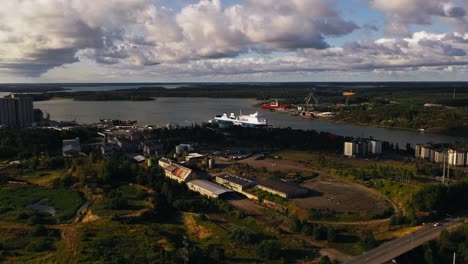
[212,112,268,127]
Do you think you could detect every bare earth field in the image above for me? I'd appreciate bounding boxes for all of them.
[293,175,389,214]
[239,156,315,172]
[237,155,390,215]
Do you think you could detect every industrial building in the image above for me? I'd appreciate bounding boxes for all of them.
[344,138,382,157]
[432,149,445,163]
[448,149,467,167]
[0,95,34,128]
[62,138,81,157]
[163,163,196,183]
[344,142,358,157]
[187,179,233,199]
[140,140,164,157]
[257,180,309,199]
[215,173,257,192]
[415,144,433,159]
[415,144,467,167]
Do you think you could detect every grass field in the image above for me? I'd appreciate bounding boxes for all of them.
[16,170,67,187]
[92,185,149,217]
[77,218,185,263]
[0,184,84,223]
[0,222,61,263]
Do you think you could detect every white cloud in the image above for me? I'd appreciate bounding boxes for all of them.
[0,0,358,76]
[370,0,467,36]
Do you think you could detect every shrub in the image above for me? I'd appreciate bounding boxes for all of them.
[25,238,52,252]
[31,225,47,237]
[228,227,256,244]
[257,240,281,260]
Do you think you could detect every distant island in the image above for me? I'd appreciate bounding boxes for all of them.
[7,82,468,136]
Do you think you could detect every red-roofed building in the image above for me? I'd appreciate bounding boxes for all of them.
[164,163,196,183]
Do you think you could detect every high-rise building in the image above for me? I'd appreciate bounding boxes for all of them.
[0,95,34,128]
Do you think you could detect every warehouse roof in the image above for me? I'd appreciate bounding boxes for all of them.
[188,179,233,196]
[217,173,257,187]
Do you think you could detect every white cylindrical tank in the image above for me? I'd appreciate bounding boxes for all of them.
[208,158,215,169]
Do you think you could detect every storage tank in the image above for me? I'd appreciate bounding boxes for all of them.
[175,145,184,155]
[208,158,215,169]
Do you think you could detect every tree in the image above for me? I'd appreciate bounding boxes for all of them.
[289,216,302,232]
[360,230,377,251]
[327,227,337,243]
[319,255,332,264]
[228,227,256,244]
[257,240,281,260]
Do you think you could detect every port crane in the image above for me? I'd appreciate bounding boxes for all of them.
[343,91,355,106]
[305,88,319,108]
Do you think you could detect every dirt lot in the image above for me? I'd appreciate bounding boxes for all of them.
[228,199,265,216]
[239,155,315,172]
[293,174,389,214]
[236,155,390,215]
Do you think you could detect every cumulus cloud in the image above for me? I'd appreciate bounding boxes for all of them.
[370,0,468,36]
[0,0,358,76]
[156,31,468,76]
[1,0,467,80]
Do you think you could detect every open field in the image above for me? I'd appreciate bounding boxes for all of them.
[236,152,393,219]
[0,184,84,223]
[293,174,390,215]
[15,170,67,187]
[239,155,315,173]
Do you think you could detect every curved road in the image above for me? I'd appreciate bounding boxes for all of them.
[345,217,466,264]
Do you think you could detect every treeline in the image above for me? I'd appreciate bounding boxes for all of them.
[397,226,468,264]
[334,103,468,135]
[0,128,96,159]
[412,181,468,214]
[147,125,344,152]
[333,164,414,182]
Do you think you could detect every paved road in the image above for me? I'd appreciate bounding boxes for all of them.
[345,218,466,264]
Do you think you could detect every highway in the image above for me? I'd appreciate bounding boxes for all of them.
[345,218,466,264]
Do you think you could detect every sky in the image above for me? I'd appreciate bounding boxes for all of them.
[0,0,468,83]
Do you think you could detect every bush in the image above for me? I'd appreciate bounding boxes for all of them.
[313,225,326,240]
[30,225,47,237]
[360,230,377,251]
[319,255,331,264]
[228,227,257,244]
[25,238,52,252]
[327,227,337,243]
[257,240,281,260]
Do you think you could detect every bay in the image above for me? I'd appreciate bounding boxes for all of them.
[34,97,466,146]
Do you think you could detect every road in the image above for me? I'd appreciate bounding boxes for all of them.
[345,217,466,264]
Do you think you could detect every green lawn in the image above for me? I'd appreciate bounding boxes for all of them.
[0,184,84,223]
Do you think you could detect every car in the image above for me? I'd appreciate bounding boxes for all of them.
[433,222,440,227]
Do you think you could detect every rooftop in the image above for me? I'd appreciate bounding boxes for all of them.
[188,179,233,196]
[186,153,205,159]
[217,173,257,187]
[165,164,192,180]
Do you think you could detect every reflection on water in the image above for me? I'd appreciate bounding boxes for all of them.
[35,98,466,146]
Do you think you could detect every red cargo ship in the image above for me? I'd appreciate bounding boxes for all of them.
[261,100,292,109]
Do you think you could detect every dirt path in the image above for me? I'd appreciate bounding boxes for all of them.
[0,220,32,230]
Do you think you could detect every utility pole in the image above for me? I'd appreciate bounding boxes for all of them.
[442,152,446,184]
[453,252,456,264]
[447,162,450,185]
